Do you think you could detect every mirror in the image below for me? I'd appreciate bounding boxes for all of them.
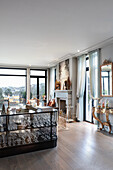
[100,62,113,97]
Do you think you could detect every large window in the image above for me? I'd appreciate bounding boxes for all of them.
[30,69,47,106]
[0,68,26,110]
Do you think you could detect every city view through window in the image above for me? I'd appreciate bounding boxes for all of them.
[0,76,26,110]
[0,69,46,111]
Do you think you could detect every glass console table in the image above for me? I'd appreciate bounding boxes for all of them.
[0,109,58,158]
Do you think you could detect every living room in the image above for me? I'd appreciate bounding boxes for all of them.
[1,0,113,169]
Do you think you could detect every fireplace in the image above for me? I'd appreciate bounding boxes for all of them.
[54,90,72,120]
[59,100,66,117]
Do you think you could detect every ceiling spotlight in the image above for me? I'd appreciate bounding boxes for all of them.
[77,50,80,52]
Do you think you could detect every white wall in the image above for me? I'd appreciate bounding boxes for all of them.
[27,68,30,101]
[101,42,113,64]
[69,58,77,119]
[56,64,59,81]
[47,68,50,102]
[49,67,56,99]
[100,42,113,104]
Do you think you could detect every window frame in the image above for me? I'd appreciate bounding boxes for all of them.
[30,69,47,100]
[0,67,27,77]
[0,67,27,106]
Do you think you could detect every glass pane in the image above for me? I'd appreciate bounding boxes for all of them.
[0,76,26,110]
[30,78,37,99]
[30,70,45,76]
[0,116,6,132]
[102,77,109,95]
[102,72,108,76]
[39,78,46,104]
[101,64,112,96]
[0,69,26,75]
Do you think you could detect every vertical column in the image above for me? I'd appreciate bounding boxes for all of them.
[47,68,50,103]
[27,68,30,102]
[50,112,52,141]
[69,58,77,120]
[56,64,59,81]
[98,49,101,99]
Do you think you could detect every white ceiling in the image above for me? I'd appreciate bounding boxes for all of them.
[0,0,113,67]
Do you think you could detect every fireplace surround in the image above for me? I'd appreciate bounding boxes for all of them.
[54,90,73,121]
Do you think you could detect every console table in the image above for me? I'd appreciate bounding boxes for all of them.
[92,107,113,133]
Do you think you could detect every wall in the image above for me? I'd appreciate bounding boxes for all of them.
[47,68,50,103]
[101,42,113,64]
[49,67,56,99]
[100,43,113,105]
[51,58,77,120]
[69,58,77,119]
[59,59,69,90]
[27,68,30,101]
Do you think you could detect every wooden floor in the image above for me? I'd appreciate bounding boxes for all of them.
[0,122,113,170]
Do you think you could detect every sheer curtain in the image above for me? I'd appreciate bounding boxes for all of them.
[89,49,100,101]
[76,55,86,121]
[89,49,100,125]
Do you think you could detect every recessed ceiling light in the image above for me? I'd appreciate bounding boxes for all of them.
[77,50,80,52]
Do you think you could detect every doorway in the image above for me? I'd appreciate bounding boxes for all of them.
[30,70,47,105]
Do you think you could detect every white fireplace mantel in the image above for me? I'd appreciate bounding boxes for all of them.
[54,90,72,92]
[54,90,72,102]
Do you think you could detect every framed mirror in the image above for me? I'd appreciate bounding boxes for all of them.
[100,61,113,97]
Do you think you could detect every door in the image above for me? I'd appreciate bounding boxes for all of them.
[30,77,46,106]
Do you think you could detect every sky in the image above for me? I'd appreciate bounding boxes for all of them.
[0,76,45,88]
[0,76,25,88]
[0,69,45,88]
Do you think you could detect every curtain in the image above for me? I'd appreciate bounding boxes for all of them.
[76,55,86,121]
[89,49,100,101]
[89,49,100,125]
